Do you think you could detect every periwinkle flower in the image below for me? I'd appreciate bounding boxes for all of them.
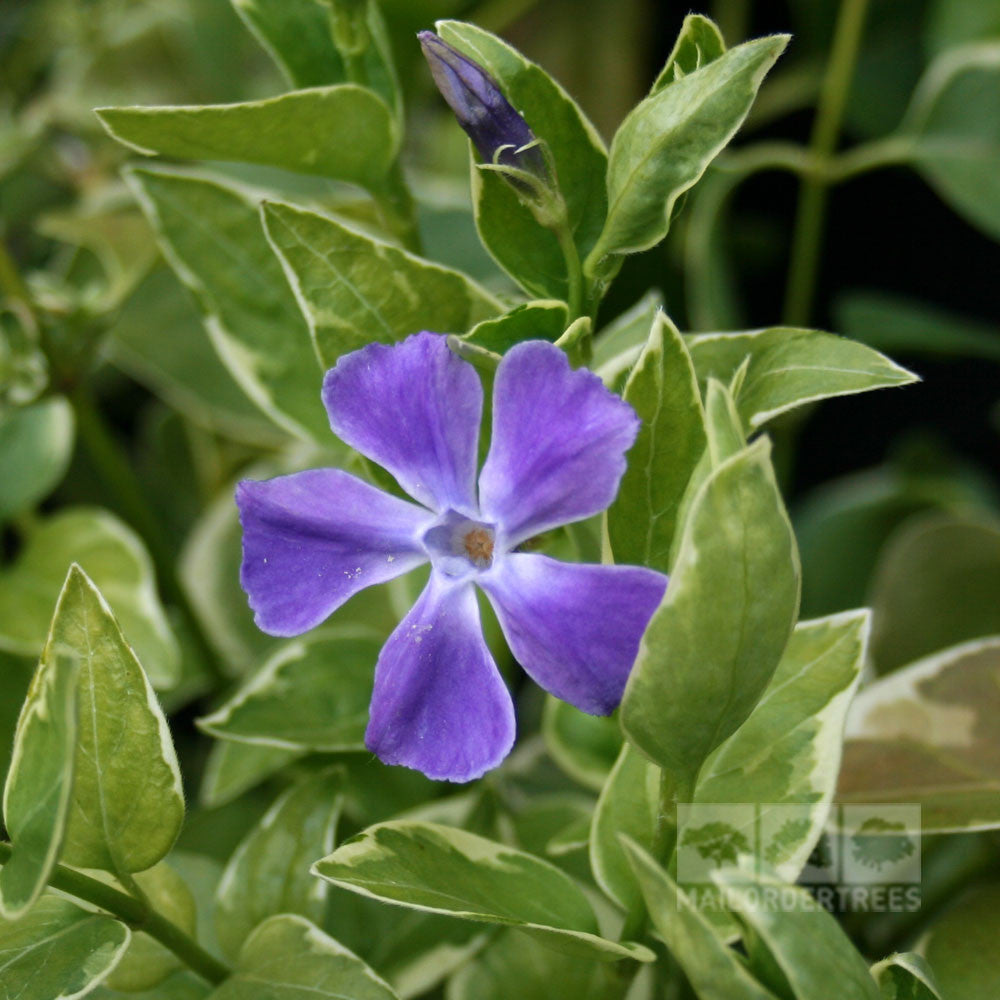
[418,31,548,180]
[237,334,667,782]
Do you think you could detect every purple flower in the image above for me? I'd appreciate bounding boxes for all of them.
[418,31,547,180]
[237,334,667,782]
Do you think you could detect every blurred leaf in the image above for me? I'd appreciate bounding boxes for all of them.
[314,820,655,962]
[871,953,942,999]
[100,87,398,187]
[53,566,184,873]
[262,200,500,368]
[620,439,800,789]
[127,167,328,440]
[904,43,1000,242]
[0,896,130,999]
[0,508,180,688]
[840,636,1000,832]
[465,300,568,353]
[714,866,880,1000]
[199,629,382,751]
[107,268,288,446]
[925,0,1000,56]
[795,463,995,618]
[836,291,1000,361]
[0,397,74,520]
[623,840,778,1000]
[199,739,302,808]
[608,312,706,571]
[436,20,608,301]
[589,35,787,261]
[446,928,625,1000]
[0,648,77,918]
[923,882,1000,1000]
[869,512,1000,672]
[211,914,398,1000]
[542,697,622,792]
[233,0,401,117]
[215,768,343,958]
[650,13,727,93]
[685,328,918,432]
[104,862,197,991]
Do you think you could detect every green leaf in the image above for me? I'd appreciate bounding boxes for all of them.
[436,21,608,301]
[869,512,1000,674]
[200,740,302,808]
[542,697,622,792]
[923,882,1000,1000]
[685,327,918,432]
[835,291,1000,362]
[0,397,74,520]
[589,744,659,914]
[0,649,77,918]
[447,928,625,1000]
[690,611,869,876]
[650,14,727,93]
[608,311,706,571]
[215,768,344,958]
[839,636,1000,833]
[313,820,654,962]
[623,840,778,1000]
[127,167,328,441]
[589,35,787,262]
[99,86,398,187]
[0,509,180,688]
[53,566,185,873]
[620,438,800,788]
[261,200,500,369]
[210,914,398,1000]
[232,0,401,117]
[713,866,881,1000]
[104,863,197,992]
[465,300,569,353]
[107,268,288,446]
[903,43,1000,242]
[793,463,991,618]
[871,953,942,1000]
[591,290,663,391]
[198,630,382,751]
[0,896,130,1000]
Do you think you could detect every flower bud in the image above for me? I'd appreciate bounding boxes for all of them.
[418,31,547,179]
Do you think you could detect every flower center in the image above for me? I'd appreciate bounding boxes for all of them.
[463,527,494,567]
[422,511,497,578]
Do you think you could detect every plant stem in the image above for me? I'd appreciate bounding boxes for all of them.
[782,0,870,327]
[370,163,423,255]
[69,384,225,684]
[0,842,230,985]
[554,221,585,321]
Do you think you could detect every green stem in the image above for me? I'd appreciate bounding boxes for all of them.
[554,221,585,321]
[655,768,696,870]
[69,384,225,684]
[0,842,230,985]
[782,0,870,327]
[370,163,423,255]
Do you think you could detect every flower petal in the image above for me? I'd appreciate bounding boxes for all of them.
[480,553,667,715]
[365,574,515,782]
[322,332,482,513]
[237,469,432,636]
[479,341,639,546]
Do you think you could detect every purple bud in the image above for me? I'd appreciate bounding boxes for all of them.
[418,31,547,178]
